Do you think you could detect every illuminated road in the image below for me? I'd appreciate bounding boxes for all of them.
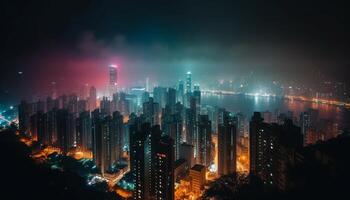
[285,95,350,108]
[201,89,276,97]
[113,167,130,185]
[202,89,350,108]
[0,114,12,124]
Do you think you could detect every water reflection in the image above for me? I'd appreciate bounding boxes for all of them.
[202,94,349,129]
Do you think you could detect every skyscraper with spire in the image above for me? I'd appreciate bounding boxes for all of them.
[109,64,118,97]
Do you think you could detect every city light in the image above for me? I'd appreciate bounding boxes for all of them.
[2,2,349,199]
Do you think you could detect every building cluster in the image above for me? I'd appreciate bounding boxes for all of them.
[17,66,343,199]
[18,70,250,199]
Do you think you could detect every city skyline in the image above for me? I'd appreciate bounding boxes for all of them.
[1,1,350,200]
[1,0,350,105]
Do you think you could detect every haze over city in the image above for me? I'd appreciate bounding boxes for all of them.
[1,1,350,200]
[1,0,349,104]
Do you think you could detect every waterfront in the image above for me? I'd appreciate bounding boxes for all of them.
[202,93,350,129]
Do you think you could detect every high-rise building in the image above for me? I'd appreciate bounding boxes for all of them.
[250,112,303,189]
[100,97,111,116]
[100,115,114,173]
[109,64,118,96]
[130,123,174,200]
[193,84,201,106]
[167,87,177,110]
[92,110,120,174]
[180,143,194,168]
[190,164,206,193]
[67,94,78,114]
[67,112,77,149]
[130,122,151,200]
[153,87,167,109]
[300,111,310,145]
[196,114,212,167]
[89,86,97,111]
[58,94,68,109]
[177,80,184,104]
[186,71,192,94]
[46,109,58,145]
[46,96,55,112]
[79,84,89,100]
[218,110,237,175]
[92,109,103,172]
[18,100,31,134]
[234,112,245,137]
[76,111,91,151]
[185,106,196,147]
[300,108,319,145]
[163,112,182,161]
[112,111,124,161]
[249,112,269,179]
[33,111,46,145]
[143,97,160,126]
[56,109,70,153]
[78,99,88,113]
[153,135,174,200]
[118,92,130,115]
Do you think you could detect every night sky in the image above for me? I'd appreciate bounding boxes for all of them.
[0,0,349,104]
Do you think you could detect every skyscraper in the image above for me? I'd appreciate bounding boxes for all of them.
[34,111,46,145]
[46,109,58,145]
[300,111,310,145]
[100,115,114,173]
[18,100,31,134]
[130,122,151,200]
[153,86,167,109]
[76,111,91,151]
[180,143,194,167]
[185,106,196,147]
[250,112,303,189]
[112,111,124,161]
[196,114,212,167]
[130,123,174,200]
[186,71,192,94]
[89,86,97,111]
[162,112,182,161]
[177,80,184,104]
[249,112,267,178]
[193,84,201,106]
[218,110,237,175]
[143,97,160,126]
[100,96,111,116]
[92,109,103,172]
[153,135,174,200]
[92,111,119,174]
[56,109,70,153]
[167,87,177,111]
[109,64,118,97]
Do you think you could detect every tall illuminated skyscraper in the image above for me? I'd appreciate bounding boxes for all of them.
[196,114,212,167]
[186,71,192,93]
[109,64,118,97]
